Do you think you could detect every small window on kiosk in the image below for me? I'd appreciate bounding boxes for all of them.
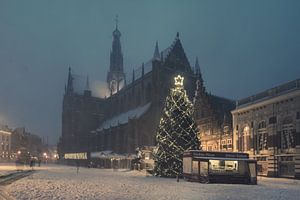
[192,161,199,174]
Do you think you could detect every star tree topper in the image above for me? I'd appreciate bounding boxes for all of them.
[174,75,184,88]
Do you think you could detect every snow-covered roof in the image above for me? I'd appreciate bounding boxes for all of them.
[97,103,151,131]
[90,151,137,159]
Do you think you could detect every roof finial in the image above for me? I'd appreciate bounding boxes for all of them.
[115,15,119,29]
[176,32,179,38]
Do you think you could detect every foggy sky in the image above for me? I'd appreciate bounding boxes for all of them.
[0,0,300,144]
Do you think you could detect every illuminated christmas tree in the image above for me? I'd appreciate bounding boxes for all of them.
[154,75,200,177]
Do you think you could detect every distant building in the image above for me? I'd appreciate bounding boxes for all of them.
[193,61,235,152]
[11,127,43,158]
[232,79,300,178]
[59,21,234,161]
[0,128,12,160]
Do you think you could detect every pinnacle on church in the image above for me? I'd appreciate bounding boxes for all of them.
[153,41,160,60]
[194,57,206,96]
[85,76,90,91]
[195,57,203,84]
[66,66,73,95]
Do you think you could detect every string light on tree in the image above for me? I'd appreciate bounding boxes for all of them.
[153,75,200,177]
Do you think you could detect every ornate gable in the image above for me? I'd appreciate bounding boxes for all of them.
[163,33,192,73]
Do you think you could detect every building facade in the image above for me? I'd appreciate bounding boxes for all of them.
[0,129,11,161]
[232,79,300,178]
[11,127,43,158]
[59,23,234,160]
[193,57,235,152]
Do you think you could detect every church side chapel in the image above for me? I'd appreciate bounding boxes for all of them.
[59,19,234,160]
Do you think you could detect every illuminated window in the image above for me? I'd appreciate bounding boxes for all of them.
[209,160,238,174]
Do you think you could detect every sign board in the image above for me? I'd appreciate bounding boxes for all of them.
[64,152,87,160]
[184,150,249,159]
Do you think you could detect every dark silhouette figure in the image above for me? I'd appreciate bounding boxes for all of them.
[76,161,80,174]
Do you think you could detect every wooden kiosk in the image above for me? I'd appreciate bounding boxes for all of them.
[183,150,257,184]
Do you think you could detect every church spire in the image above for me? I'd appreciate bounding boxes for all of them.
[153,41,160,61]
[110,16,123,72]
[107,16,126,95]
[195,57,201,74]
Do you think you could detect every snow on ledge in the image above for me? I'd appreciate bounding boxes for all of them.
[97,103,151,131]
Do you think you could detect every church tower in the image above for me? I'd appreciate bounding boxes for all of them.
[107,16,126,95]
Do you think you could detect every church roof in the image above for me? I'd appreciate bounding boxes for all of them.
[96,103,151,132]
[126,33,190,84]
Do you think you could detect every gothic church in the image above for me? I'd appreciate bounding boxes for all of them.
[59,22,234,157]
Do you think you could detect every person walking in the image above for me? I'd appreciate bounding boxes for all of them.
[76,161,80,174]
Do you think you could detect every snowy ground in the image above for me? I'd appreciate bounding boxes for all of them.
[0,163,19,176]
[3,164,300,200]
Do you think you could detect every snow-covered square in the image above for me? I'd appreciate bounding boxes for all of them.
[2,164,299,200]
